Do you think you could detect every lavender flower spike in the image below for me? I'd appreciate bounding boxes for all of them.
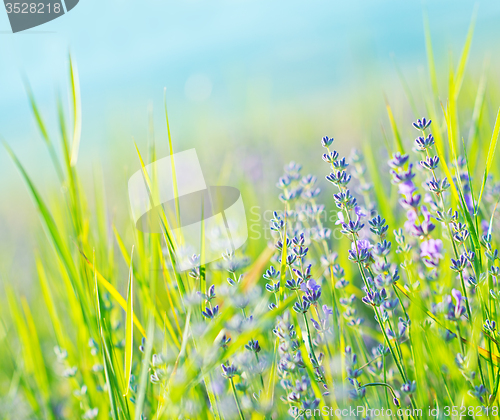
[412,118,432,131]
[420,239,443,267]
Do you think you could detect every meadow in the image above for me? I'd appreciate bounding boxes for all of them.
[3,14,500,420]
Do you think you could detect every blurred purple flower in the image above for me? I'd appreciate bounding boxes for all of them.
[398,180,416,198]
[300,279,321,294]
[420,239,443,267]
[354,206,367,219]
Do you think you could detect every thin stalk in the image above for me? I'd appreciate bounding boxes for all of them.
[230,378,245,420]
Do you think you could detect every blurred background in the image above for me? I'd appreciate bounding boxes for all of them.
[1,0,499,288]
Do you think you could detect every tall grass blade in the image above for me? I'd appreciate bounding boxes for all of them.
[69,53,82,167]
[453,7,477,100]
[477,108,500,212]
[385,101,405,154]
[124,246,135,397]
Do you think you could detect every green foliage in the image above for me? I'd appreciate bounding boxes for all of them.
[3,20,500,420]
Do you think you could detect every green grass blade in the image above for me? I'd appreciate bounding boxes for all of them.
[385,101,405,154]
[453,7,477,100]
[69,53,82,167]
[134,317,154,420]
[164,89,181,230]
[467,58,489,146]
[3,142,83,286]
[36,255,69,352]
[80,248,147,338]
[124,246,135,397]
[477,108,500,211]
[23,79,65,182]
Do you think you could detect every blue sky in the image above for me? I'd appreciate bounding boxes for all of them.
[0,0,499,282]
[0,0,499,172]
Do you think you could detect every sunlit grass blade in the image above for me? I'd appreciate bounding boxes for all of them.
[6,288,54,419]
[164,88,182,230]
[134,318,154,420]
[69,53,82,167]
[242,245,274,291]
[23,78,64,182]
[453,7,477,100]
[124,246,135,397]
[385,100,405,154]
[467,58,489,147]
[79,247,147,338]
[36,255,70,353]
[477,108,500,212]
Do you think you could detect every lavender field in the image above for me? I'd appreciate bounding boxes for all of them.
[2,3,500,420]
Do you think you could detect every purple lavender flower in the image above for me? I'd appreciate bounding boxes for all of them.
[349,239,372,263]
[386,319,407,339]
[322,305,333,316]
[415,134,435,151]
[293,299,311,314]
[341,219,364,235]
[348,386,366,400]
[400,380,417,395]
[302,279,322,304]
[399,193,421,209]
[321,136,334,148]
[412,118,432,131]
[323,150,339,163]
[443,289,466,321]
[388,152,409,168]
[398,180,417,198]
[484,319,497,333]
[353,239,372,252]
[221,363,238,379]
[420,155,439,170]
[420,239,443,267]
[354,205,367,219]
[469,384,487,403]
[219,335,231,350]
[362,289,387,307]
[245,339,261,353]
[202,305,219,319]
[369,215,388,238]
[310,316,328,332]
[450,254,468,272]
[300,278,321,294]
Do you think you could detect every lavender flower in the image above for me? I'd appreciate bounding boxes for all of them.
[362,288,387,307]
[443,289,466,321]
[245,339,261,353]
[388,152,409,168]
[469,385,487,403]
[415,134,435,151]
[400,380,417,395]
[321,136,334,148]
[412,117,432,131]
[420,239,443,267]
[202,305,219,319]
[221,363,238,379]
